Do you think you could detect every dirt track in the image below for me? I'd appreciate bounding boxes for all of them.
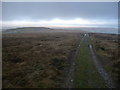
[65,34,85,88]
[87,33,115,88]
[65,33,115,88]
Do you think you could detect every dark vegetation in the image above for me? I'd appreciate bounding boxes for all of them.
[2,31,81,88]
[89,33,119,87]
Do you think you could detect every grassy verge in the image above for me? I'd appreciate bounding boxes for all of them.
[74,36,106,88]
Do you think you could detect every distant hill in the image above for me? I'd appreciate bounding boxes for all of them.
[3,27,86,34]
[3,27,55,34]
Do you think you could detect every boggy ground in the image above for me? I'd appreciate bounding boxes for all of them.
[2,32,82,88]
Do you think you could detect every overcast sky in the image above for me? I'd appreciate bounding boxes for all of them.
[2,2,118,28]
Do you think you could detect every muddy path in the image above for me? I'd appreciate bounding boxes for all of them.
[64,34,85,88]
[87,33,115,88]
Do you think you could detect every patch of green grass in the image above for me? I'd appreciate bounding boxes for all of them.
[74,37,106,88]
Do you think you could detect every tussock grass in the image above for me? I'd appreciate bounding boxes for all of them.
[2,32,81,88]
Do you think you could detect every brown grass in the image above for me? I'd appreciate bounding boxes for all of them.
[89,33,119,87]
[2,32,81,88]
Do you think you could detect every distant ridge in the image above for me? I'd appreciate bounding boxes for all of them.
[3,27,54,34]
[3,27,86,34]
